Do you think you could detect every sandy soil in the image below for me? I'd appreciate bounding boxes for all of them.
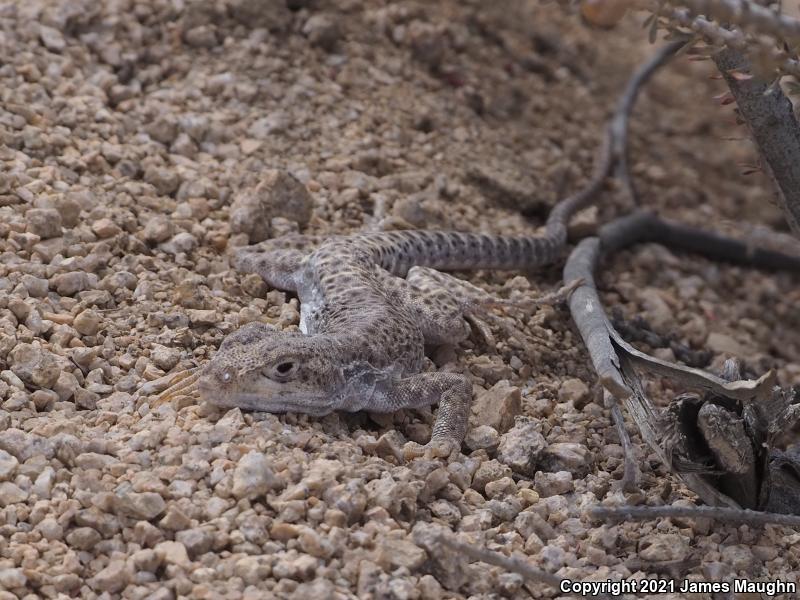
[0,0,798,598]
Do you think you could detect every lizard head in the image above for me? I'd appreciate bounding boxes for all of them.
[198,322,341,416]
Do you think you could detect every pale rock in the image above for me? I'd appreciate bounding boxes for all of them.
[496,417,546,476]
[534,471,574,497]
[113,489,166,520]
[232,450,279,499]
[9,342,60,389]
[155,540,191,568]
[90,559,130,593]
[558,378,589,406]
[0,481,28,506]
[0,449,18,481]
[470,381,521,433]
[638,533,689,562]
[74,308,102,336]
[464,425,500,452]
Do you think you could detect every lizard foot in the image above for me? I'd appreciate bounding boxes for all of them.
[402,439,460,461]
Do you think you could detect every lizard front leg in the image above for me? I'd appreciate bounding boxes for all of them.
[373,371,472,460]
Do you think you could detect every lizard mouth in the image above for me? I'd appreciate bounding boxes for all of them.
[197,376,334,417]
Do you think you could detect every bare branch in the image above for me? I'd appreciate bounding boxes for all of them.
[589,504,800,527]
[436,535,565,589]
[608,390,642,492]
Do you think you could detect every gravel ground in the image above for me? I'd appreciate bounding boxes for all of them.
[0,0,798,598]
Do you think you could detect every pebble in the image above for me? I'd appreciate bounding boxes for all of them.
[74,308,102,336]
[638,533,689,562]
[464,424,500,451]
[496,417,546,476]
[302,14,341,50]
[113,489,167,520]
[0,449,18,480]
[51,272,90,296]
[151,344,181,371]
[375,538,427,571]
[39,25,66,52]
[470,381,521,433]
[230,170,313,243]
[539,442,593,476]
[0,481,28,506]
[232,451,279,499]
[25,208,62,239]
[534,471,574,497]
[558,378,589,406]
[8,342,60,389]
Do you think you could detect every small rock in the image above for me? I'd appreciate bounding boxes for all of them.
[558,378,589,406]
[143,215,175,244]
[154,540,191,568]
[0,568,26,590]
[302,14,341,50]
[160,232,198,255]
[66,527,102,550]
[184,25,218,48]
[186,309,218,326]
[176,527,215,557]
[235,555,272,584]
[90,559,129,593]
[0,450,18,481]
[0,481,28,506]
[74,387,99,410]
[638,533,689,562]
[150,344,181,371]
[375,538,427,571]
[471,459,513,494]
[39,25,66,51]
[470,381,521,433]
[230,170,313,243]
[464,425,500,452]
[26,208,62,239]
[144,165,180,196]
[113,489,166,520]
[707,332,751,357]
[539,443,592,476]
[638,288,674,332]
[21,274,49,297]
[51,272,90,296]
[272,553,317,581]
[91,218,121,239]
[567,205,599,238]
[74,309,102,336]
[231,0,292,31]
[232,451,279,499]
[496,417,546,476]
[31,389,58,411]
[36,517,63,541]
[534,471,574,497]
[9,342,60,389]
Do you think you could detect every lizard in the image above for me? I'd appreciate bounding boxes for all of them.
[157,189,590,460]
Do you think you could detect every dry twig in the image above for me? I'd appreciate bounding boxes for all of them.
[589,503,800,527]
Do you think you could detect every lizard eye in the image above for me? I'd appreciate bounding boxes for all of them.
[268,361,296,381]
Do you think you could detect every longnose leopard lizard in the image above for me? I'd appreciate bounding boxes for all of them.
[158,192,588,459]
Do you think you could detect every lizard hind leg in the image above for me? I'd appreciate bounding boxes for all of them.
[406,266,579,348]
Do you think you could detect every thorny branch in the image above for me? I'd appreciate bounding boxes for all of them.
[713,47,800,236]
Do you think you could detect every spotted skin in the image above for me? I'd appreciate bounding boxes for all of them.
[201,222,574,459]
